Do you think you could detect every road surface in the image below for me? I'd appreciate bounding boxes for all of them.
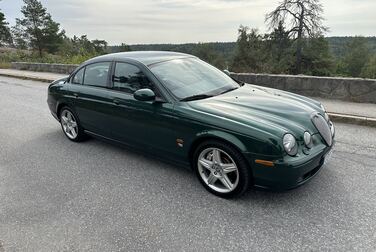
[0,76,375,251]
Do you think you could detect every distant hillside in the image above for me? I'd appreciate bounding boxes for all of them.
[128,42,236,60]
[326,37,376,58]
[116,37,376,59]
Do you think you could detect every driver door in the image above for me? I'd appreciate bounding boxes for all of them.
[107,62,178,156]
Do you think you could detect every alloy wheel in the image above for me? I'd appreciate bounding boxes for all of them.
[197,147,239,193]
[61,109,78,139]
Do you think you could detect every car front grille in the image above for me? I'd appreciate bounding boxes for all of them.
[311,113,333,146]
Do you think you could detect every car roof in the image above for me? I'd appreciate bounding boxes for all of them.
[85,51,194,66]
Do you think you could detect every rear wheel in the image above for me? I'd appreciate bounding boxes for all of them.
[193,140,251,198]
[60,107,86,142]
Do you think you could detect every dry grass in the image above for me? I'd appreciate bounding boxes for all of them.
[0,62,11,69]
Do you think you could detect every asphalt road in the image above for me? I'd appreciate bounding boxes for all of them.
[0,76,375,252]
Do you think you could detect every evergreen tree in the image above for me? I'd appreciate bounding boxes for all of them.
[231,26,266,73]
[193,43,226,69]
[339,37,371,77]
[360,55,376,79]
[13,0,64,57]
[300,36,334,76]
[264,21,293,73]
[0,7,12,46]
[119,43,131,52]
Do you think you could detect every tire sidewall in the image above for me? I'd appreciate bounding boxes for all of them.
[193,140,251,198]
[59,106,85,142]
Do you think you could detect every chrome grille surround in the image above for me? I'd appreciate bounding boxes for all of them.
[311,113,333,146]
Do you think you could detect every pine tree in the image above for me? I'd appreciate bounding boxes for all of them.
[13,0,64,57]
[0,8,12,46]
[361,55,376,79]
[193,43,226,69]
[265,21,293,73]
[339,37,371,77]
[231,26,266,73]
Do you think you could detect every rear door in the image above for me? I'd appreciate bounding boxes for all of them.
[69,61,114,137]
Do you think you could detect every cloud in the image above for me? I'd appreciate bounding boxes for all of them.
[1,0,376,44]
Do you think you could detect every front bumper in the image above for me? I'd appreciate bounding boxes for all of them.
[245,142,334,191]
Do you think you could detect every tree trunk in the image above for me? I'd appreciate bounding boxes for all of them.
[37,45,42,58]
[295,7,305,74]
[296,34,302,74]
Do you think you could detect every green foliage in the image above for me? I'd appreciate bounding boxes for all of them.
[264,22,293,73]
[229,25,334,76]
[127,42,235,62]
[192,43,226,69]
[13,0,64,56]
[58,35,107,56]
[361,55,376,79]
[266,0,328,74]
[231,26,267,73]
[109,43,132,53]
[327,37,376,58]
[337,37,371,77]
[0,11,12,46]
[0,48,96,65]
[300,36,334,76]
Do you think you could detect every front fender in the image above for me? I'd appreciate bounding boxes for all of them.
[195,130,248,153]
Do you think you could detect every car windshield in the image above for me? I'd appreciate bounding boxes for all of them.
[149,57,239,101]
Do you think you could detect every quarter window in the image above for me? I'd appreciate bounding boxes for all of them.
[83,62,111,87]
[113,62,153,94]
[72,67,84,84]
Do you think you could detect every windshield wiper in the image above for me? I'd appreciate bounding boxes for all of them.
[180,94,213,102]
[219,87,239,95]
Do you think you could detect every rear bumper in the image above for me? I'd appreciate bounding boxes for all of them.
[50,111,59,121]
[245,143,334,191]
[47,94,60,122]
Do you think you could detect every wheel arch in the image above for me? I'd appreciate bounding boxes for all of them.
[56,102,68,119]
[188,130,249,167]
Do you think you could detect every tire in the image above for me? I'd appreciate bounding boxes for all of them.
[59,106,86,142]
[193,140,251,198]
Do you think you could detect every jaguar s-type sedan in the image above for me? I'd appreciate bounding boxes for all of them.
[47,51,335,198]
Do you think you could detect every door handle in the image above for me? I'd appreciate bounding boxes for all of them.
[113,99,120,105]
[73,93,78,98]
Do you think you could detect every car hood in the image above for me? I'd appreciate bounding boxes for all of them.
[186,84,322,138]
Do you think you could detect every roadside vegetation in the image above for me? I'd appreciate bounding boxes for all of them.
[0,0,375,79]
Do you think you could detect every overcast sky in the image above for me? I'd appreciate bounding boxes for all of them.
[2,0,376,45]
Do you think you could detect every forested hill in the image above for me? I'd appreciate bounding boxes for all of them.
[326,37,376,57]
[124,37,376,59]
[128,42,236,59]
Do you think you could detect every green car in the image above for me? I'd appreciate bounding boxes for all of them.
[47,51,335,198]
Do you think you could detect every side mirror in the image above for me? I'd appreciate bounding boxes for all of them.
[134,88,156,102]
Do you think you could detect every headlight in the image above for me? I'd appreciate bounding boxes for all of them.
[303,131,313,148]
[321,104,330,121]
[330,122,335,137]
[283,134,298,156]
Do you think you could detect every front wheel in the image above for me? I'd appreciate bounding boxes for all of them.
[193,140,251,198]
[60,107,86,142]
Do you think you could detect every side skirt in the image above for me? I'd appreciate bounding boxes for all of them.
[84,130,191,170]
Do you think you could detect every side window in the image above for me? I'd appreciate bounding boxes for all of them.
[113,62,153,94]
[83,62,111,87]
[72,67,85,84]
